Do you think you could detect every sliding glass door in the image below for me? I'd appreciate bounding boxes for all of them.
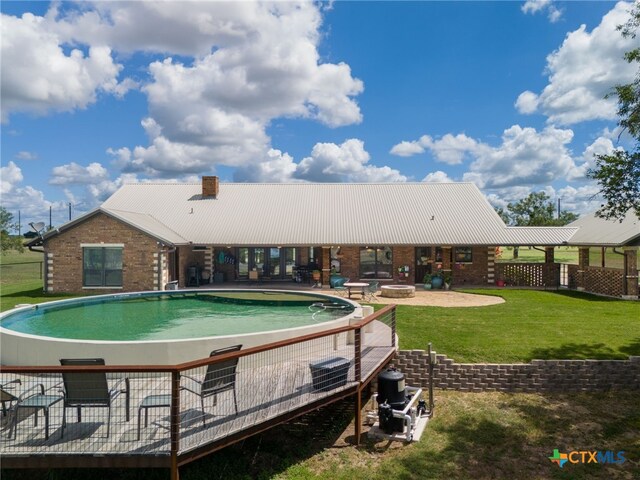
[237,247,297,280]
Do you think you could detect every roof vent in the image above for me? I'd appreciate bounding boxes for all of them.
[202,176,219,198]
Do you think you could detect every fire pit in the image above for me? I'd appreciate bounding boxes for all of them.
[380,285,416,298]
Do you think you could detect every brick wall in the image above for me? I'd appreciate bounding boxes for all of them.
[581,268,625,297]
[45,213,160,293]
[337,246,360,282]
[392,246,414,283]
[394,350,640,393]
[177,246,206,288]
[337,245,491,286]
[452,247,489,286]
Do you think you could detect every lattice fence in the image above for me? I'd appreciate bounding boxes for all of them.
[496,263,558,287]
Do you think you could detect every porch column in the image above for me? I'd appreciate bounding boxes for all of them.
[441,246,452,272]
[487,247,496,285]
[321,246,331,287]
[624,247,639,299]
[544,247,557,287]
[576,247,589,291]
[204,247,214,284]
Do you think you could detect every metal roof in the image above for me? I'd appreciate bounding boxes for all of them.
[502,226,579,246]
[92,182,577,246]
[565,212,640,246]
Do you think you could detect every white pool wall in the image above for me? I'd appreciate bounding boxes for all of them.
[0,290,362,366]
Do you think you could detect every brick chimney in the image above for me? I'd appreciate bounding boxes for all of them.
[202,176,219,198]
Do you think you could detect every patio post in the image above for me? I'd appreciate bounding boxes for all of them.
[623,248,639,299]
[170,370,181,480]
[354,326,362,445]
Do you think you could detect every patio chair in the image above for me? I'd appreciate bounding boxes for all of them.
[1,379,21,418]
[59,358,130,438]
[7,383,63,440]
[249,270,259,284]
[333,277,350,297]
[181,344,242,425]
[364,281,379,302]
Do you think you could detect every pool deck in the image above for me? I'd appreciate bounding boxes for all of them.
[192,281,505,307]
[1,319,395,467]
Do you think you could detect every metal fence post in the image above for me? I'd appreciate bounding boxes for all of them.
[354,326,362,444]
[170,370,181,480]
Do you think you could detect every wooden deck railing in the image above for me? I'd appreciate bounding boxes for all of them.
[1,305,397,480]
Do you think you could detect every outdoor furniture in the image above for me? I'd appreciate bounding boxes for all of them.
[7,383,63,440]
[1,379,21,417]
[249,270,259,284]
[59,358,130,438]
[181,345,242,425]
[344,282,368,299]
[137,394,171,440]
[309,357,350,391]
[364,281,380,302]
[333,277,350,297]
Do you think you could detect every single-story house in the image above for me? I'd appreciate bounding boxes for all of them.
[26,177,638,298]
[563,212,640,299]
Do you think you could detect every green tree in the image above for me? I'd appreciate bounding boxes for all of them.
[588,5,640,221]
[502,192,579,227]
[0,207,24,253]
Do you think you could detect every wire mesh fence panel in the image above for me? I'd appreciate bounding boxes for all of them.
[0,262,43,284]
[178,334,358,454]
[0,370,173,456]
[1,305,397,462]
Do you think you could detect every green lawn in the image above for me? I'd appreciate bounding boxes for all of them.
[4,390,638,480]
[394,289,640,363]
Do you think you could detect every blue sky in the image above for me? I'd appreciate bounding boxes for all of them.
[1,1,636,230]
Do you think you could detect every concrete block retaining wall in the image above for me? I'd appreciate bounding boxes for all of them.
[393,350,640,393]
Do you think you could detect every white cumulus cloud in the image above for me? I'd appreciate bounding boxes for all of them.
[522,0,563,23]
[462,125,576,188]
[516,1,636,124]
[295,139,406,183]
[390,133,481,164]
[422,171,454,183]
[50,162,110,185]
[0,12,132,123]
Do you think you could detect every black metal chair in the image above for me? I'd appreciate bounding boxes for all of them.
[181,345,241,425]
[1,379,21,418]
[59,358,130,438]
[7,383,63,440]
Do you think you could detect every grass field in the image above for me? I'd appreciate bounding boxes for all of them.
[3,390,638,480]
[395,289,639,363]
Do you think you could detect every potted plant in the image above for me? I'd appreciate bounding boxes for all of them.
[443,273,452,290]
[422,273,432,290]
[431,268,444,289]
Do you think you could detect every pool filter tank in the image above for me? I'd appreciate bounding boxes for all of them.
[377,367,408,433]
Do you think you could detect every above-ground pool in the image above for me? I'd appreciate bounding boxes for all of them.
[0,290,361,366]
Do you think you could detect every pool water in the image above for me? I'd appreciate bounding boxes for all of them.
[1,291,354,341]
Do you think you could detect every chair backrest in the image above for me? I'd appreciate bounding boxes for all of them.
[335,277,349,288]
[249,270,258,281]
[367,281,379,292]
[60,358,110,406]
[201,345,242,397]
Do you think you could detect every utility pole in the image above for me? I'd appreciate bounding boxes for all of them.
[557,198,561,219]
[49,206,52,230]
[68,202,72,221]
[17,210,21,236]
